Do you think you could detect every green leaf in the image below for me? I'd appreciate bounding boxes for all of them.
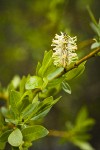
[91,42,100,49]
[48,76,64,88]
[76,107,88,125]
[0,130,12,142]
[75,107,95,130]
[36,62,41,75]
[90,23,100,37]
[21,101,39,119]
[65,62,86,81]
[22,125,48,141]
[31,96,61,121]
[47,67,64,81]
[25,76,43,90]
[8,128,23,147]
[31,108,51,121]
[11,76,20,89]
[38,50,53,77]
[73,140,95,150]
[42,77,48,90]
[87,6,98,26]
[19,76,26,95]
[9,90,21,115]
[62,81,71,94]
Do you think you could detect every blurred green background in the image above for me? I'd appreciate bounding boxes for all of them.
[0,0,100,149]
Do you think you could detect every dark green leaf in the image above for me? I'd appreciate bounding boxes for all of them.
[22,125,48,141]
[65,62,86,81]
[0,142,6,150]
[0,130,12,142]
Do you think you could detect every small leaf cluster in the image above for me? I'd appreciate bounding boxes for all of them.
[0,49,86,150]
[61,107,95,150]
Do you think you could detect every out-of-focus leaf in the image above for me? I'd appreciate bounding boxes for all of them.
[87,6,98,26]
[72,140,95,150]
[90,23,100,37]
[76,107,88,125]
[11,76,20,89]
[0,142,6,150]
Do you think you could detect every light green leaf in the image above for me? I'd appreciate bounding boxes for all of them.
[91,42,100,49]
[38,50,53,77]
[22,125,49,141]
[42,77,48,90]
[25,76,43,90]
[36,62,41,75]
[62,81,71,94]
[9,90,21,115]
[11,76,20,89]
[8,128,23,147]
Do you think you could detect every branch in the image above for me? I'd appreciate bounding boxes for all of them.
[48,130,72,138]
[66,47,100,72]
